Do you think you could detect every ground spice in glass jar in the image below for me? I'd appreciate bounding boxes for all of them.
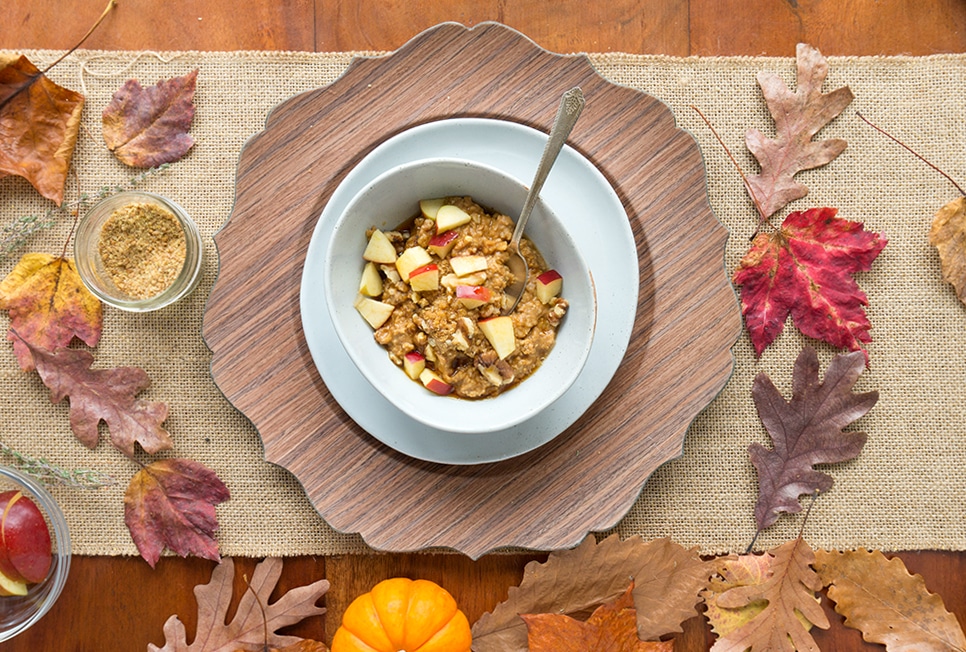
[97,202,187,300]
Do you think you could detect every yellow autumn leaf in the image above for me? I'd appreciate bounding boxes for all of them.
[929,196,966,305]
[0,252,102,371]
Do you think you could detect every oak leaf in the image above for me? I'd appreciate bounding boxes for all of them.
[149,557,328,652]
[0,252,103,371]
[929,196,966,306]
[732,207,887,358]
[814,549,966,652]
[745,43,854,220]
[102,69,198,168]
[124,458,230,568]
[24,340,171,458]
[0,54,84,205]
[522,582,673,652]
[750,347,877,531]
[472,535,710,652]
[711,538,828,652]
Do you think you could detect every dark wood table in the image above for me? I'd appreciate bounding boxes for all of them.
[3,1,966,649]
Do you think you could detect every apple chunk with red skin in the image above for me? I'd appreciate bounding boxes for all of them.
[403,351,426,380]
[479,315,516,360]
[419,368,453,395]
[456,285,492,309]
[427,230,458,258]
[0,490,52,585]
[408,263,439,292]
[535,269,563,304]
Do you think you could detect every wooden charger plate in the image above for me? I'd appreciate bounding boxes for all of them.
[202,22,741,558]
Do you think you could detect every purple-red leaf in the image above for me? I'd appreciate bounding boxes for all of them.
[733,207,887,358]
[750,347,877,530]
[124,458,230,568]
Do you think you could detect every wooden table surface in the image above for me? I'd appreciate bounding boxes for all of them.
[3,1,966,650]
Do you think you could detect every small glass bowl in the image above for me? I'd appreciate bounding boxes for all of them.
[0,466,71,642]
[74,191,203,312]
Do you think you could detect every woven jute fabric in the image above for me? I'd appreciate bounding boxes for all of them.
[1,48,964,557]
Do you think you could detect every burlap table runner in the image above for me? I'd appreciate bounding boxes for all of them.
[1,47,963,557]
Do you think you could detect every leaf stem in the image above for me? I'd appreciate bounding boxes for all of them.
[857,111,966,197]
[691,105,770,236]
[41,0,118,75]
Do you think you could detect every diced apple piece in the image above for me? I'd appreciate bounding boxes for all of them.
[419,368,454,396]
[362,229,397,264]
[428,230,459,258]
[1,491,52,584]
[353,295,394,329]
[455,285,492,309]
[358,262,383,297]
[395,246,433,282]
[478,315,516,360]
[450,255,488,277]
[535,269,563,304]
[435,204,472,233]
[403,351,426,380]
[419,197,446,220]
[409,263,440,292]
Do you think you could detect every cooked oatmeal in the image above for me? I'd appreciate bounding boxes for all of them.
[355,196,568,399]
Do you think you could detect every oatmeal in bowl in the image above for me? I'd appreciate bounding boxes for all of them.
[325,157,596,435]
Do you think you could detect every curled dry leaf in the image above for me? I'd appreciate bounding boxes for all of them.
[711,538,828,652]
[745,43,854,220]
[522,582,673,652]
[149,557,328,652]
[24,340,172,458]
[471,534,711,652]
[0,252,102,371]
[102,69,198,168]
[733,207,887,359]
[815,549,966,652]
[750,347,877,531]
[124,458,229,568]
[929,196,966,306]
[0,54,84,205]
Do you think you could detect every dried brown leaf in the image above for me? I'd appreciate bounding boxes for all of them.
[471,535,711,652]
[815,549,966,652]
[745,43,854,219]
[929,196,966,305]
[711,538,828,652]
[149,557,329,652]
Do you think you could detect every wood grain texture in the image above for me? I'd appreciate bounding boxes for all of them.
[690,0,966,56]
[201,22,741,558]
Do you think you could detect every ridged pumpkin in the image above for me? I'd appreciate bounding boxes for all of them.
[331,577,472,652]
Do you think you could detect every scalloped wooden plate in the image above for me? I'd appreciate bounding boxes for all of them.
[202,22,741,558]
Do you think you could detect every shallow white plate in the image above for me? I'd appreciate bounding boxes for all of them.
[300,118,638,464]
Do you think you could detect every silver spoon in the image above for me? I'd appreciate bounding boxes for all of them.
[503,86,585,315]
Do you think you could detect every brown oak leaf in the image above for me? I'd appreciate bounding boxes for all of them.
[815,549,966,652]
[472,534,710,652]
[149,557,328,652]
[929,196,966,306]
[102,69,198,168]
[750,347,877,531]
[745,43,854,220]
[124,458,230,568]
[0,54,84,205]
[522,582,673,652]
[0,252,103,371]
[711,538,828,652]
[24,340,171,458]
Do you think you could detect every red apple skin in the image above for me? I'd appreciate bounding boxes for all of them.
[1,492,52,584]
[428,230,459,257]
[0,491,25,582]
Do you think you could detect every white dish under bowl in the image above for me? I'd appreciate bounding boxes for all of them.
[325,157,597,434]
[300,117,638,464]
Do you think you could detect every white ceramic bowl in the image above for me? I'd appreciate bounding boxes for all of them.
[324,157,597,434]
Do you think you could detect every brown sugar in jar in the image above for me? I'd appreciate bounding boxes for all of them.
[97,202,187,300]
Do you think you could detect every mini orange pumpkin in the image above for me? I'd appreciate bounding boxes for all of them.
[331,577,472,652]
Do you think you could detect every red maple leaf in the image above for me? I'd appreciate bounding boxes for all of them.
[732,207,887,358]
